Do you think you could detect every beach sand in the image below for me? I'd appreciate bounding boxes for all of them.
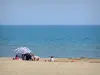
[0,57,100,75]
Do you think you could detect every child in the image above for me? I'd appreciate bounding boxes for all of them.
[15,55,19,60]
[50,56,55,62]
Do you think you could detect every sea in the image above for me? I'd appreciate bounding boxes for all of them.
[0,25,100,58]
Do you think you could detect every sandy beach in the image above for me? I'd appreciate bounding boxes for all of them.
[0,57,100,75]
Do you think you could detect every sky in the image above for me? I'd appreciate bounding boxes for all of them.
[0,0,100,25]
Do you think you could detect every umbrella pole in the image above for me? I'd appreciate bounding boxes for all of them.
[22,54,25,60]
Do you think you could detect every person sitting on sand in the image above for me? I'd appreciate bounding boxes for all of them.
[30,53,40,61]
[50,56,55,62]
[13,55,19,60]
[33,56,40,61]
[25,53,32,60]
[31,53,35,61]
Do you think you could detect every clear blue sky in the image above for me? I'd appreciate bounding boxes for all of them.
[0,0,100,25]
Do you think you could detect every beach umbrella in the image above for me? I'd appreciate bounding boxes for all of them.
[14,47,31,54]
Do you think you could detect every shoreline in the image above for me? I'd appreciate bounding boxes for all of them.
[1,57,100,63]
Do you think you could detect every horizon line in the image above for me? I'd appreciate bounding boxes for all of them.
[0,24,100,26]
